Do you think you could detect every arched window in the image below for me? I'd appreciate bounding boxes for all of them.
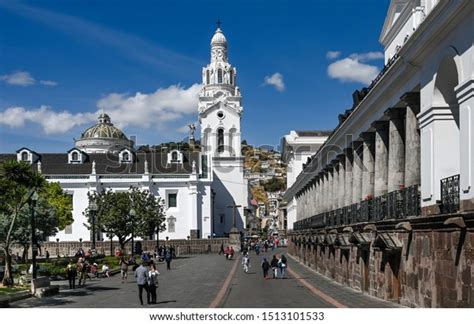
[171,151,178,161]
[21,151,28,161]
[217,69,223,84]
[229,69,233,85]
[72,152,79,161]
[206,70,210,84]
[123,152,129,161]
[217,129,224,153]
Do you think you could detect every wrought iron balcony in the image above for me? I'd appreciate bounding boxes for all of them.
[440,174,460,214]
[293,184,421,231]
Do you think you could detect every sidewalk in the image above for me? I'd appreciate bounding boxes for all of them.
[286,252,403,308]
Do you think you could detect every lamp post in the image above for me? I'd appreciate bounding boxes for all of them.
[211,190,216,238]
[29,191,38,279]
[88,201,98,250]
[56,238,60,258]
[129,208,136,255]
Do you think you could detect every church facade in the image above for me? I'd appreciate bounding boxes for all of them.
[0,26,248,241]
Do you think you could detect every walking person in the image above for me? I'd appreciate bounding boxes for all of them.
[270,255,279,279]
[147,264,160,304]
[77,258,89,286]
[120,256,129,283]
[66,259,77,289]
[219,243,225,255]
[135,261,150,305]
[279,254,287,279]
[242,253,250,273]
[261,258,270,279]
[164,248,172,270]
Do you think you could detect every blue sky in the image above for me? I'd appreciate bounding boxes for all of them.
[0,0,390,152]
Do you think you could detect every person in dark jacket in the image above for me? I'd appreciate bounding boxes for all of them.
[279,254,288,279]
[261,258,270,279]
[270,255,279,279]
[165,248,172,270]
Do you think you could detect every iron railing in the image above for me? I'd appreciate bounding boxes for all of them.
[293,184,421,230]
[440,174,460,214]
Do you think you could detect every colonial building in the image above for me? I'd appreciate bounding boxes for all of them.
[287,0,474,308]
[281,130,330,230]
[0,26,248,241]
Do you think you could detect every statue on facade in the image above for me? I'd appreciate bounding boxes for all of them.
[188,123,196,139]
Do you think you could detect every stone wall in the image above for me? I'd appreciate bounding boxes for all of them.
[288,213,474,307]
[10,238,229,258]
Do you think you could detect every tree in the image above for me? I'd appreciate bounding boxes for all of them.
[129,187,166,240]
[0,160,42,285]
[84,191,133,250]
[44,182,73,230]
[84,187,166,250]
[11,196,59,263]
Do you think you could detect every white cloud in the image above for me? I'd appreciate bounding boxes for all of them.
[97,84,201,129]
[0,106,95,134]
[0,83,201,134]
[0,71,35,86]
[40,80,58,86]
[326,51,341,59]
[327,51,384,85]
[349,51,384,61]
[263,72,285,92]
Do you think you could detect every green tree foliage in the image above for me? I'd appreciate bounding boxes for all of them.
[84,187,165,249]
[0,160,69,286]
[262,177,286,192]
[44,182,73,230]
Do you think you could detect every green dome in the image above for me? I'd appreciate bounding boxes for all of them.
[81,114,128,140]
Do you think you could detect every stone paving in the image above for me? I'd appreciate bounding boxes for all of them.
[9,253,233,308]
[9,248,402,308]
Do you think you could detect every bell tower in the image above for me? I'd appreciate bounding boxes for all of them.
[198,24,247,236]
[199,24,242,158]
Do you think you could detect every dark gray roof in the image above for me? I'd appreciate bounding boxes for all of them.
[295,130,333,137]
[0,152,201,175]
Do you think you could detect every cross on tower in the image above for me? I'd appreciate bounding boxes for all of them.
[216,19,222,29]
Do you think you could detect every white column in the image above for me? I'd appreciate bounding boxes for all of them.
[344,148,353,206]
[386,108,406,192]
[372,121,389,197]
[456,80,474,211]
[337,156,345,208]
[352,142,363,203]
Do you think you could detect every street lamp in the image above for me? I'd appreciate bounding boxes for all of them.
[29,191,38,279]
[211,190,216,238]
[89,201,98,250]
[129,208,136,255]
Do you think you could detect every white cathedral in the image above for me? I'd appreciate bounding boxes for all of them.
[0,26,249,241]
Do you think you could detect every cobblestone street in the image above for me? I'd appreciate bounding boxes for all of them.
[9,249,400,308]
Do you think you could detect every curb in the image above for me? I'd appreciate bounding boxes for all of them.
[0,290,32,307]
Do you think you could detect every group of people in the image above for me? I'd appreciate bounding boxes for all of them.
[65,257,112,289]
[134,261,160,305]
[219,245,235,260]
[261,254,287,279]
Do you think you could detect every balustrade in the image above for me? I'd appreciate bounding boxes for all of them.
[440,174,460,214]
[293,185,421,230]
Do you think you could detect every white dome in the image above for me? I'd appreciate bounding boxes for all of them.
[211,28,227,46]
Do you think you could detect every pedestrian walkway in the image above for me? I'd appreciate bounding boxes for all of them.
[10,254,234,308]
[286,252,403,308]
